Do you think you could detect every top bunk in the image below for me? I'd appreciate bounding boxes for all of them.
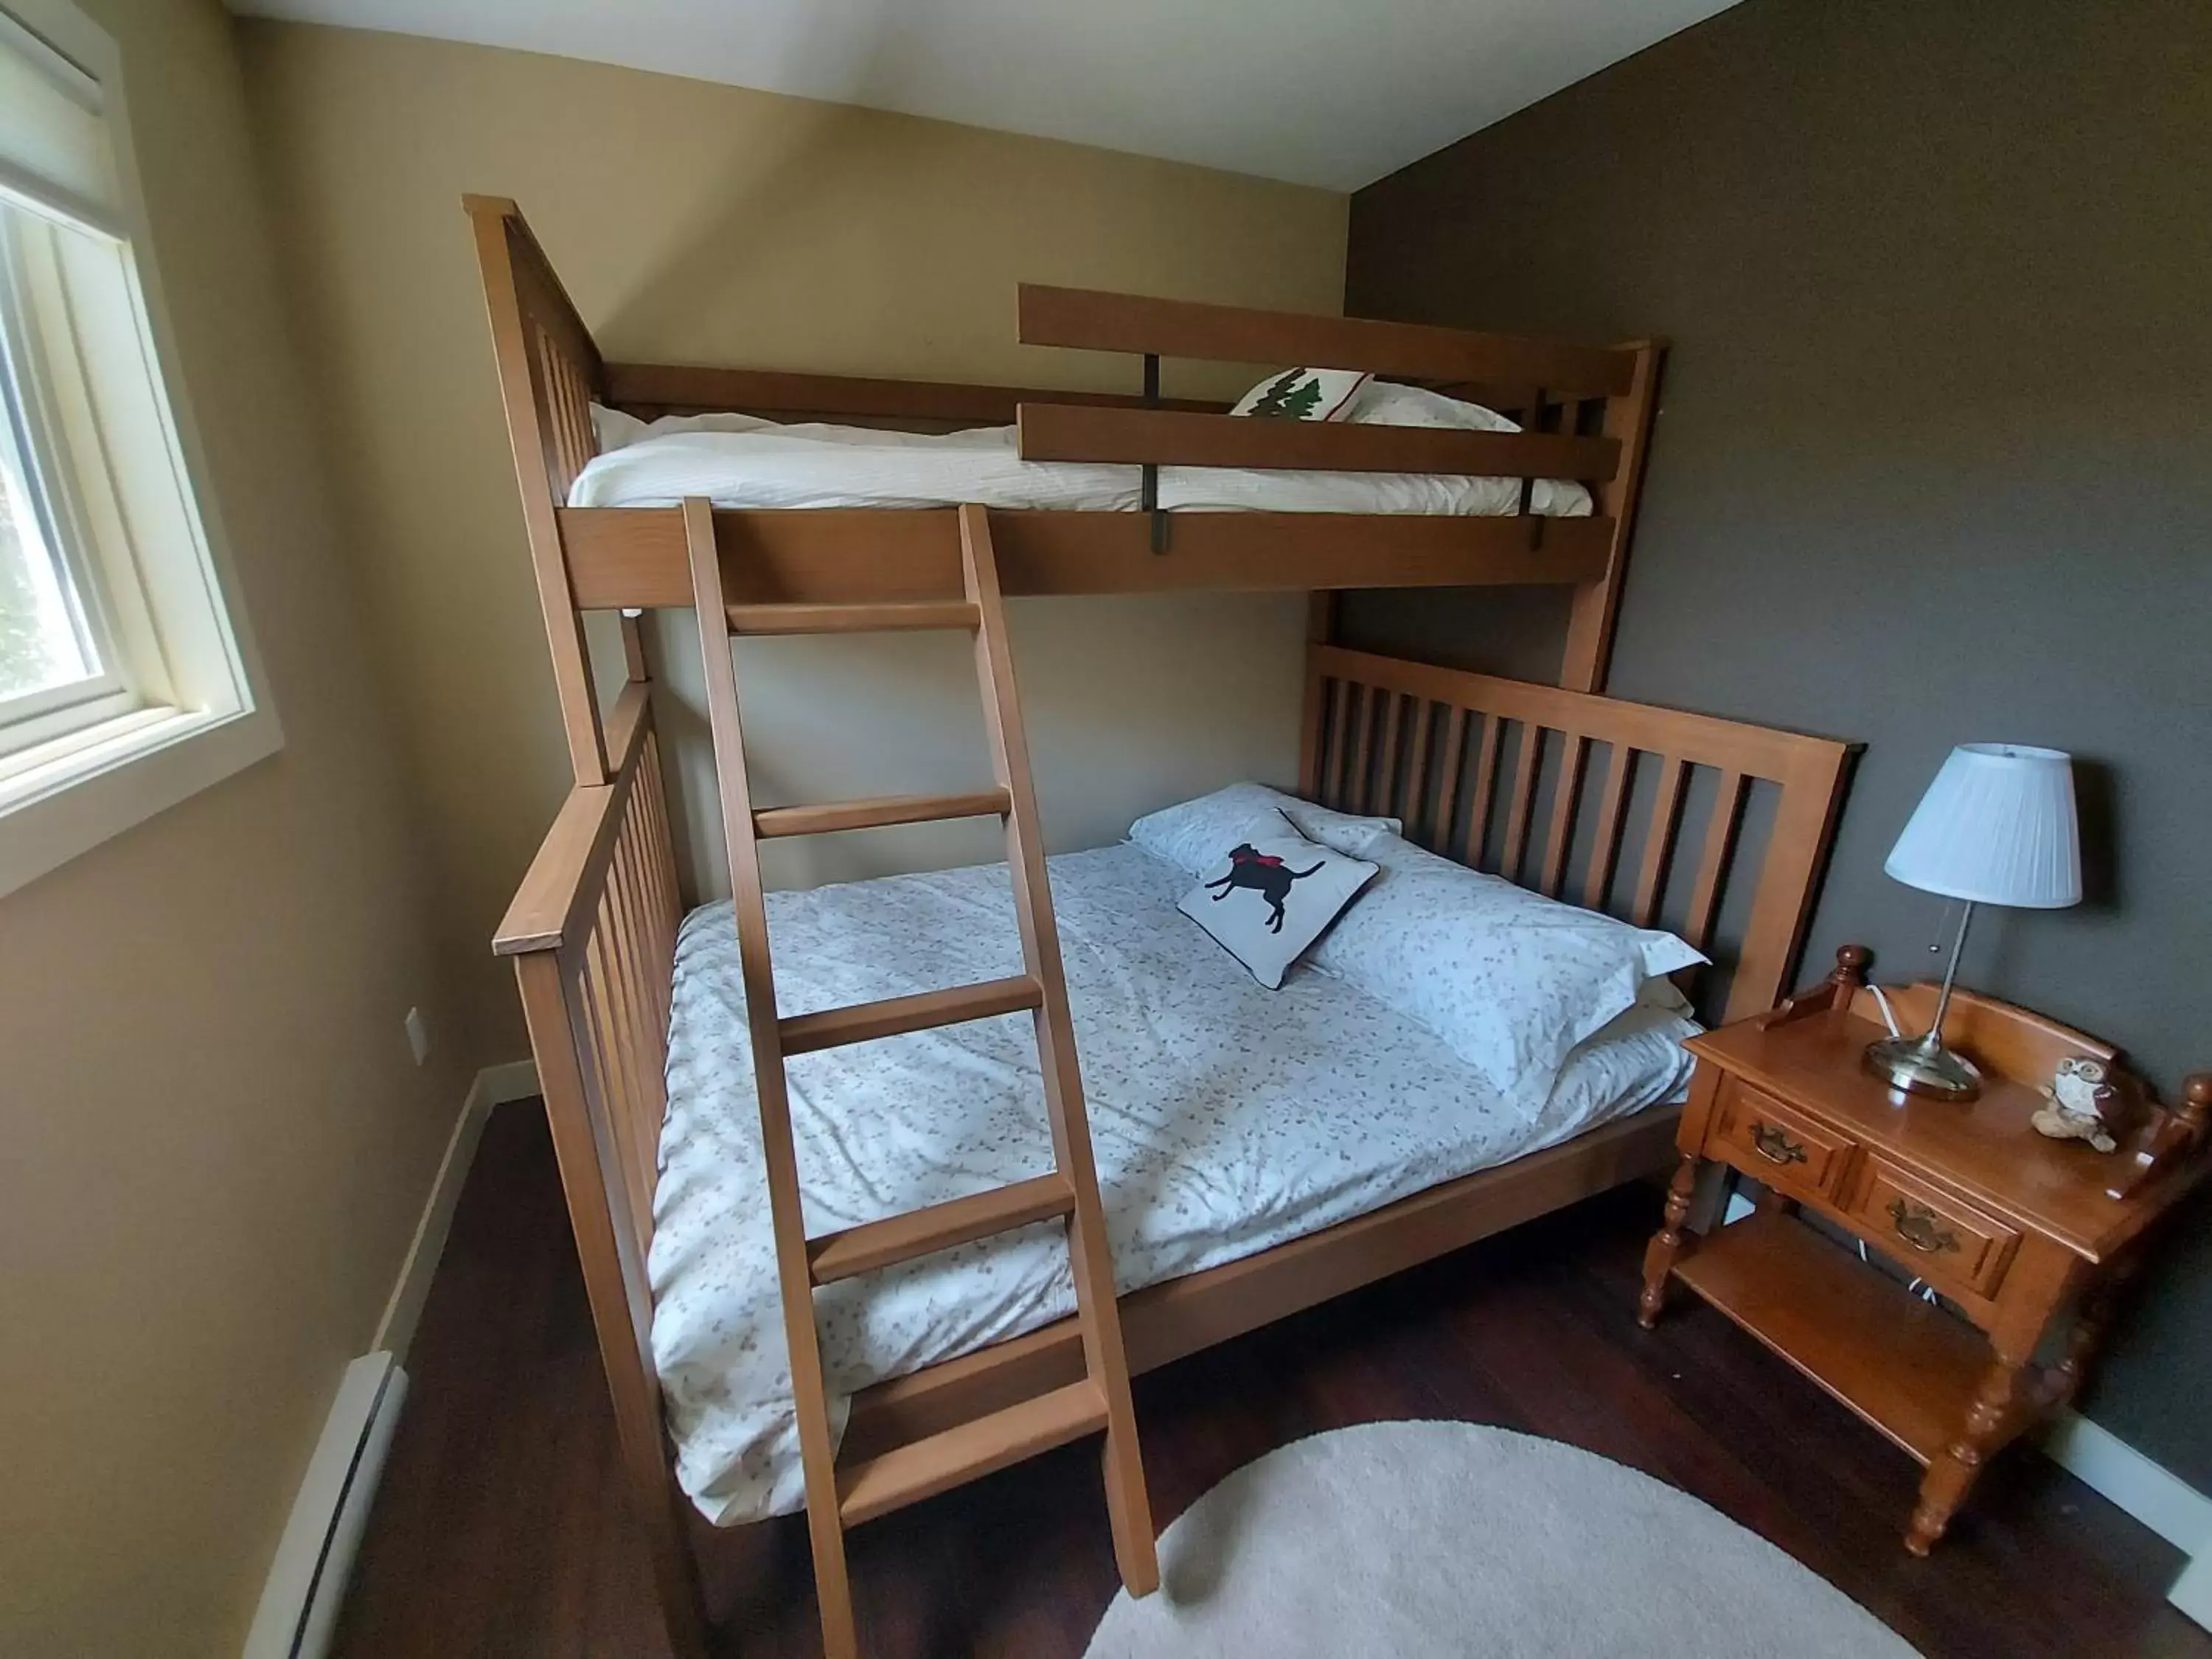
[465,195,1663,697]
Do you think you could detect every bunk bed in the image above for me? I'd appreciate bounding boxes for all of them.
[467,194,1858,1659]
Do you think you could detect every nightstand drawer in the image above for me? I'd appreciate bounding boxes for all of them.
[1708,1079,1854,1203]
[1844,1155,2020,1298]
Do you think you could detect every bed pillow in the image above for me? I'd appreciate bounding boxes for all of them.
[1306,830,1706,1102]
[1229,367,1371,422]
[1130,783,1399,875]
[1178,811,1377,990]
[1346,381,1523,433]
[591,402,651,453]
[590,403,782,454]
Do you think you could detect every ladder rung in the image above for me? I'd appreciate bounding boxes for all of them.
[836,1380,1107,1526]
[807,1173,1074,1284]
[754,788,1011,840]
[727,601,981,636]
[779,975,1041,1056]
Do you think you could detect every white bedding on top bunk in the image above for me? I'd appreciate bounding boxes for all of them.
[650,841,1695,1526]
[569,408,1596,516]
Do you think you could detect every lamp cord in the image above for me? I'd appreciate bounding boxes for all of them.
[1867,985,1904,1040]
[1868,900,1972,1046]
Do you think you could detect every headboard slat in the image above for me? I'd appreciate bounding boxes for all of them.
[1684,770,1749,952]
[1632,756,1689,928]
[1401,700,1433,838]
[1500,727,1543,881]
[1430,706,1467,847]
[1465,717,1505,865]
[1347,686,1376,813]
[1582,745,1635,911]
[1375,695,1405,814]
[1324,680,1352,807]
[1303,645,1856,1020]
[1540,734,1590,897]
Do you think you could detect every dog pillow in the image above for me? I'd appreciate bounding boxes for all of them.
[1178,810,1378,990]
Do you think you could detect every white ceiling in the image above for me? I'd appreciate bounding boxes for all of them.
[223,0,1739,190]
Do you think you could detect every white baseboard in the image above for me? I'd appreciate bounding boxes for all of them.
[2039,1409,2212,1627]
[476,1057,543,1108]
[2040,1410,2212,1552]
[369,1059,538,1358]
[242,1062,538,1658]
[2170,1551,2212,1630]
[240,1352,408,1659]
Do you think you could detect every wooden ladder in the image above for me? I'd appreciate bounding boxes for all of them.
[682,499,1159,1658]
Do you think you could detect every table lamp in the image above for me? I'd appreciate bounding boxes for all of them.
[1867,743,2081,1100]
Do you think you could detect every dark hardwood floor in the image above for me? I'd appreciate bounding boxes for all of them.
[334,1102,2210,1658]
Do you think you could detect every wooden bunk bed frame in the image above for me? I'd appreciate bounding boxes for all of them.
[470,194,1856,1655]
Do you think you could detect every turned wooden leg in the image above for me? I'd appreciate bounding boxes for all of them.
[1639,1152,1702,1329]
[2046,1253,2139,1416]
[1907,1355,2023,1554]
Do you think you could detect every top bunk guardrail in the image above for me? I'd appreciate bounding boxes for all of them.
[1012,284,1631,491]
[1017,283,1635,397]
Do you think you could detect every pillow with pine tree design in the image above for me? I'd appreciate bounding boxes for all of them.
[1228,366,1371,422]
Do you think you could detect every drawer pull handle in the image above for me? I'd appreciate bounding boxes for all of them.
[1749,1122,1807,1166]
[1888,1198,1961,1255]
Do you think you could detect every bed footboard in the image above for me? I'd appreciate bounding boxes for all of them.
[491,681,708,1658]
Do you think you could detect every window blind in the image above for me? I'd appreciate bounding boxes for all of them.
[0,4,118,238]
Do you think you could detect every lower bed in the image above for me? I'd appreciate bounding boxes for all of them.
[652,841,1696,1526]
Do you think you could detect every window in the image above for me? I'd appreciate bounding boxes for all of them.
[1,206,146,759]
[0,0,277,896]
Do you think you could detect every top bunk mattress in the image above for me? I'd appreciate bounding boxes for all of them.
[571,407,1596,517]
[651,840,1695,1526]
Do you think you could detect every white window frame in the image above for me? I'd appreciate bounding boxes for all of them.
[0,0,280,899]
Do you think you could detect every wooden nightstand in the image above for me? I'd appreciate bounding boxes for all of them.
[1639,945,2212,1554]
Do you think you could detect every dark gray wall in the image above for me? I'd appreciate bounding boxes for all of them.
[1346,0,2212,1481]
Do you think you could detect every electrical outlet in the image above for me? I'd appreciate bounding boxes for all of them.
[404,1006,431,1067]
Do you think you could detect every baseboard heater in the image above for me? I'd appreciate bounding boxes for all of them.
[241,1352,408,1659]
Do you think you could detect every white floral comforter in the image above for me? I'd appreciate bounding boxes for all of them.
[650,842,1696,1525]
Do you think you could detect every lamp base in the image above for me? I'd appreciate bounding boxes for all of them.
[1865,1034,1983,1102]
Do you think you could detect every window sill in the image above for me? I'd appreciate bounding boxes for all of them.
[0,698,283,899]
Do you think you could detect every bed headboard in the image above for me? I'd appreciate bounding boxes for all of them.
[465,194,621,784]
[1300,642,1857,1022]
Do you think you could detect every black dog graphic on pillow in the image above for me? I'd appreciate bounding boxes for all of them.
[1206,843,1325,933]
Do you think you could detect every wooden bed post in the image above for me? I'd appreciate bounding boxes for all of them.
[1297,592,1338,799]
[465,194,611,785]
[1560,338,1665,695]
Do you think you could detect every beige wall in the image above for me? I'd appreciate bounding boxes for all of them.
[235,23,1349,1057]
[0,2,470,1655]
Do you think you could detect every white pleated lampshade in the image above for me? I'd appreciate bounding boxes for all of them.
[1885,744,2081,908]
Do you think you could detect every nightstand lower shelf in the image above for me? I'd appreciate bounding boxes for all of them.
[1672,1212,1987,1466]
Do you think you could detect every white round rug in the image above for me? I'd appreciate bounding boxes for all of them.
[1085,1422,1919,1659]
